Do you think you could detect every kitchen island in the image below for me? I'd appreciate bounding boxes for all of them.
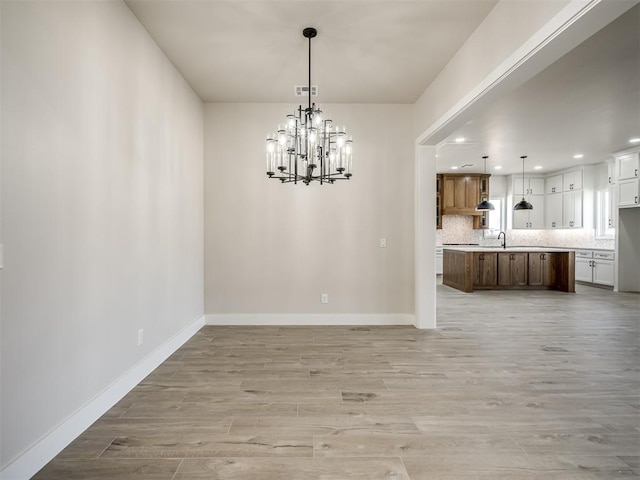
[443,247,575,293]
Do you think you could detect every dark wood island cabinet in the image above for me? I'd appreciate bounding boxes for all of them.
[443,248,575,293]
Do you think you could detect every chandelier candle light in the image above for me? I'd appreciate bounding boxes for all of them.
[266,27,353,185]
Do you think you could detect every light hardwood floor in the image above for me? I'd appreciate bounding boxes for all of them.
[33,284,640,479]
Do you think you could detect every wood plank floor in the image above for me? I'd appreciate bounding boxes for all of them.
[33,284,640,479]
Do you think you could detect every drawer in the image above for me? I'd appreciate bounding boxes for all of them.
[575,250,593,258]
[594,251,615,260]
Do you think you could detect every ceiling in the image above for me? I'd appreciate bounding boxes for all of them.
[436,4,640,176]
[125,0,497,103]
[125,1,640,176]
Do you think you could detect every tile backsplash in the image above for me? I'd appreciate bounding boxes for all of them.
[437,216,615,250]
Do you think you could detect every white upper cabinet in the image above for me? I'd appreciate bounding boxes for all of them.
[615,150,639,208]
[607,160,616,185]
[618,179,639,207]
[513,202,544,229]
[545,193,563,228]
[563,190,583,228]
[542,167,587,230]
[616,152,639,180]
[529,177,545,195]
[563,169,583,191]
[512,175,544,229]
[545,175,563,194]
[513,176,545,196]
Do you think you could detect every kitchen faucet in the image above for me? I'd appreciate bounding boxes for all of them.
[498,231,506,250]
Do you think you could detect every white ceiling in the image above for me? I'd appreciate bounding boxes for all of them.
[125,0,497,103]
[436,4,640,176]
[125,1,640,176]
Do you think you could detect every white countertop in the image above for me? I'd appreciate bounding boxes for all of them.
[439,245,614,253]
[442,246,575,253]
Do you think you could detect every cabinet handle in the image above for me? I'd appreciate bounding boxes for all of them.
[608,176,612,183]
[635,168,638,177]
[608,218,612,226]
[636,196,639,204]
[552,222,556,227]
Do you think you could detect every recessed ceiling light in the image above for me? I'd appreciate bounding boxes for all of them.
[451,166,459,170]
[573,154,584,159]
[455,137,465,143]
[629,137,640,144]
[534,165,543,170]
[494,166,502,170]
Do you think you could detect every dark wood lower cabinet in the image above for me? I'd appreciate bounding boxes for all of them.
[443,249,473,292]
[443,249,575,293]
[473,252,497,287]
[555,252,576,292]
[528,252,557,286]
[497,252,528,286]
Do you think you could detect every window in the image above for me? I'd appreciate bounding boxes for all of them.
[596,188,615,239]
[484,198,504,238]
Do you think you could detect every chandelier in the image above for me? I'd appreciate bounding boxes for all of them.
[266,27,353,185]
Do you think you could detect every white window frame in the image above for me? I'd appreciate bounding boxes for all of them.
[484,198,505,239]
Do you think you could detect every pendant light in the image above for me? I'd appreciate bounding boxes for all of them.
[514,155,533,210]
[475,155,494,211]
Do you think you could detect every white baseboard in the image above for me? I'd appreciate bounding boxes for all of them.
[205,313,415,326]
[0,315,205,480]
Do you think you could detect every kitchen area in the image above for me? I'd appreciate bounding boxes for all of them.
[432,5,639,295]
[435,149,640,293]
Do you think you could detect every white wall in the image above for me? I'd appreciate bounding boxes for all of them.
[617,207,640,292]
[1,1,204,471]
[204,103,414,320]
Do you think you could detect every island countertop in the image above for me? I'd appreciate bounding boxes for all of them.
[442,246,575,253]
[443,248,575,293]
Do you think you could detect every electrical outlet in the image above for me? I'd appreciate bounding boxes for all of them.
[380,238,387,248]
[137,329,144,346]
[321,293,329,304]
